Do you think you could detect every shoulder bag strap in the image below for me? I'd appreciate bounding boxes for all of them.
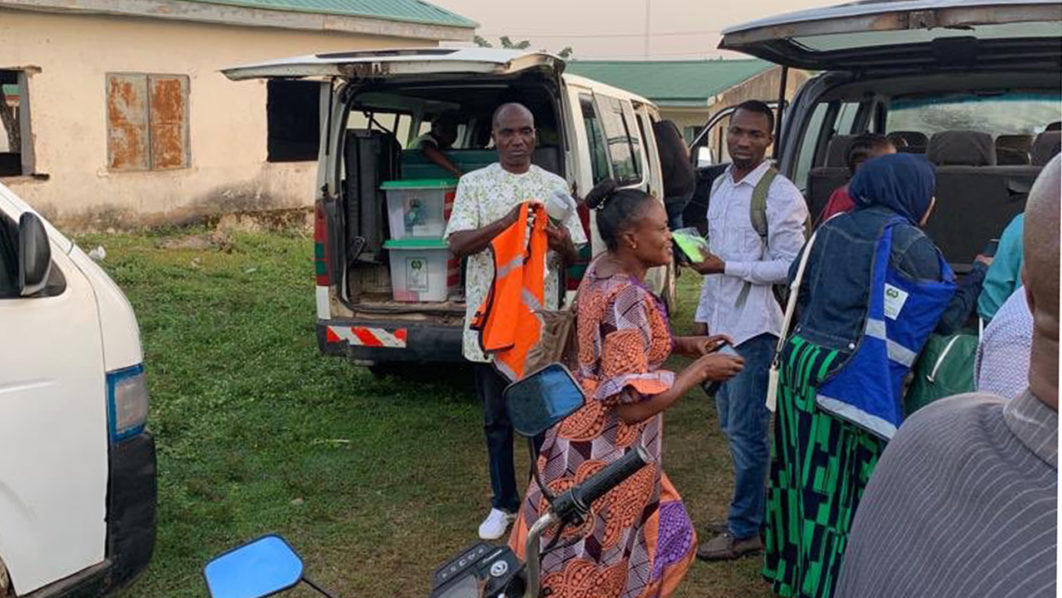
[766,228,819,412]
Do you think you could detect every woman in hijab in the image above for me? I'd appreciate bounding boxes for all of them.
[762,154,985,598]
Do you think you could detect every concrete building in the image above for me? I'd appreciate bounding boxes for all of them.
[0,0,474,227]
[566,59,809,145]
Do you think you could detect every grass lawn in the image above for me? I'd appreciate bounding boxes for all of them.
[79,227,773,598]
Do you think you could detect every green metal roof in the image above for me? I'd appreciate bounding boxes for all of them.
[566,59,773,107]
[184,0,476,29]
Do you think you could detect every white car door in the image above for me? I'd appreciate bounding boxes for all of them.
[0,197,108,594]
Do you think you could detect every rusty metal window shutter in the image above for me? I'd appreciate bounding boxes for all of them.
[148,75,189,170]
[107,74,149,171]
[107,73,189,171]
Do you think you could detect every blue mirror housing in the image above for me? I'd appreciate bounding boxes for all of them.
[204,535,303,598]
[504,363,585,437]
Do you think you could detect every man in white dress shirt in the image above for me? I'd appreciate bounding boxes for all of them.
[691,100,809,560]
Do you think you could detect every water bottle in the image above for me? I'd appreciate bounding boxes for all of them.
[546,189,576,226]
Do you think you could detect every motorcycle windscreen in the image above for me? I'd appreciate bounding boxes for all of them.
[504,363,585,437]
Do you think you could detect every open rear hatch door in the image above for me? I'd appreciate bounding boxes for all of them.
[720,0,1062,73]
[222,47,564,81]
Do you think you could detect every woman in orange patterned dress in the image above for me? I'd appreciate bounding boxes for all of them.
[509,184,745,598]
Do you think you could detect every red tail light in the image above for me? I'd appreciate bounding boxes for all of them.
[313,202,330,286]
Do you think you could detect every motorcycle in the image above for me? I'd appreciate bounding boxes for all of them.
[203,363,652,598]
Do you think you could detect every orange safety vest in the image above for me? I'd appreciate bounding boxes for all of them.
[471,201,548,381]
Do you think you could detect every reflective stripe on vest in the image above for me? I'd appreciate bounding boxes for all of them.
[471,202,548,381]
[815,217,956,440]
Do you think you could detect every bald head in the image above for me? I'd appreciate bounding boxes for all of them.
[492,102,534,129]
[491,102,536,173]
[1023,153,1060,408]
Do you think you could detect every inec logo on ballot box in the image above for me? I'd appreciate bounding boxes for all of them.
[407,258,429,292]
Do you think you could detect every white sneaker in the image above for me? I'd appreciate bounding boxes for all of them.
[478,508,517,540]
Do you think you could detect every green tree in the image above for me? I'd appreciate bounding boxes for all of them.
[474,35,574,59]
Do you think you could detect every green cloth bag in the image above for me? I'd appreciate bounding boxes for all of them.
[904,333,979,416]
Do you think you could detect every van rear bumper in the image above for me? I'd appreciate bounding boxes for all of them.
[317,319,464,364]
[25,433,157,598]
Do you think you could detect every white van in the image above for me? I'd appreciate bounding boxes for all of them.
[0,183,155,596]
[224,49,673,370]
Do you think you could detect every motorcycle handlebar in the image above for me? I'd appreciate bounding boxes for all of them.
[568,446,651,516]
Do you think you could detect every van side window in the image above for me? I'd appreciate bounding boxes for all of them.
[794,102,830,191]
[579,95,610,184]
[597,95,642,186]
[835,102,860,135]
[0,215,16,296]
[634,112,653,174]
[0,214,65,298]
[347,110,411,147]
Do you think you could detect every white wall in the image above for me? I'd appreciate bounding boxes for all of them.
[0,8,433,226]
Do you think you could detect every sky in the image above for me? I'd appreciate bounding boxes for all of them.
[430,0,840,60]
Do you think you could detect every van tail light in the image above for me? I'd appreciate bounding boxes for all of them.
[107,364,149,443]
[314,201,330,286]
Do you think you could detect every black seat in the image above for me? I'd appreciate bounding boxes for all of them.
[995,134,1033,165]
[927,130,1036,269]
[888,131,928,154]
[345,129,401,261]
[806,135,856,220]
[1032,130,1061,166]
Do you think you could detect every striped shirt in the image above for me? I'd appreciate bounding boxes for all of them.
[835,389,1058,598]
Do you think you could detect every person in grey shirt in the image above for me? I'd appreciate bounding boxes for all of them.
[834,154,1059,598]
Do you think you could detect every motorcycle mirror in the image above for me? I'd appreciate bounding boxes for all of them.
[504,363,585,437]
[204,535,304,598]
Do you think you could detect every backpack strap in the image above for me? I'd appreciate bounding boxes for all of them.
[735,167,778,309]
[749,167,778,244]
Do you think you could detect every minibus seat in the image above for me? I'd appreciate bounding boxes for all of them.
[928,130,996,166]
[996,134,1034,165]
[345,129,401,259]
[1032,131,1061,166]
[825,134,857,167]
[887,131,928,151]
[927,131,1037,268]
[398,147,563,178]
[806,135,856,220]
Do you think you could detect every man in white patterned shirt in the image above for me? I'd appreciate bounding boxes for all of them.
[444,103,586,540]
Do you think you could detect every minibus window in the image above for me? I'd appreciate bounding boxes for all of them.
[794,102,830,192]
[579,95,610,184]
[597,95,642,186]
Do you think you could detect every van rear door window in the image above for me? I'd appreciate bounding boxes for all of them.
[887,92,1061,136]
[347,110,411,147]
